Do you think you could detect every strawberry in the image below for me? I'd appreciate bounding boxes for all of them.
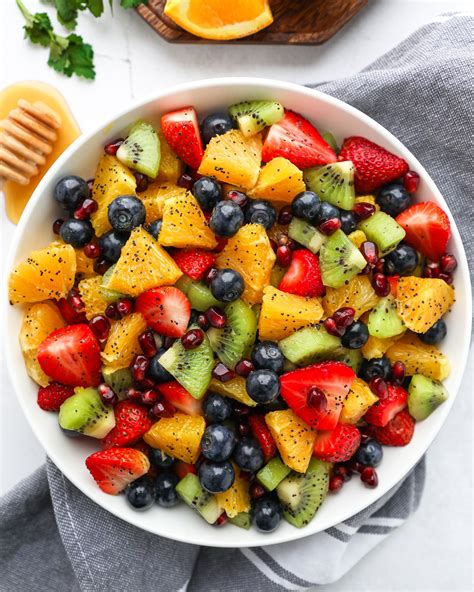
[173,249,216,281]
[364,384,408,427]
[156,381,203,415]
[278,249,324,297]
[366,410,415,446]
[102,400,153,449]
[37,324,101,387]
[136,286,191,338]
[248,414,277,462]
[37,382,75,411]
[388,274,399,297]
[174,460,198,480]
[85,447,150,494]
[338,136,409,193]
[262,110,337,169]
[396,201,451,262]
[313,423,361,462]
[161,107,204,169]
[280,361,356,430]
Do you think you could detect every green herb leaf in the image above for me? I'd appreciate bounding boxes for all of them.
[17,0,54,46]
[120,0,146,9]
[86,0,104,18]
[54,0,79,30]
[48,33,95,79]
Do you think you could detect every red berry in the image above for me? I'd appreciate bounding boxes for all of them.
[329,475,344,492]
[319,217,341,235]
[347,460,364,474]
[105,303,121,320]
[306,386,327,413]
[438,272,453,285]
[353,202,375,219]
[139,330,158,357]
[360,466,378,488]
[52,218,64,234]
[360,241,379,266]
[205,306,227,329]
[203,267,218,284]
[324,317,344,337]
[250,483,266,499]
[126,387,143,403]
[276,245,293,267]
[391,361,406,385]
[134,172,149,193]
[403,170,420,194]
[74,198,98,220]
[333,307,355,329]
[333,465,352,482]
[278,206,293,225]
[83,241,101,259]
[141,389,160,406]
[372,273,390,297]
[212,362,235,382]
[277,234,289,247]
[131,355,150,383]
[57,296,87,324]
[214,513,227,527]
[197,313,210,330]
[373,259,385,274]
[37,382,74,411]
[151,400,175,418]
[94,258,111,275]
[177,173,194,190]
[226,190,248,208]
[89,315,110,342]
[369,376,389,399]
[104,138,124,155]
[98,383,117,406]
[235,359,254,378]
[116,298,134,317]
[439,253,457,273]
[181,328,204,349]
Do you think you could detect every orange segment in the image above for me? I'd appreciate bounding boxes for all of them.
[322,275,379,320]
[144,413,205,464]
[75,248,96,277]
[361,334,403,360]
[157,130,184,183]
[101,312,147,370]
[139,183,187,223]
[216,466,251,517]
[209,377,257,407]
[340,378,378,424]
[78,276,109,320]
[385,333,450,380]
[250,157,305,204]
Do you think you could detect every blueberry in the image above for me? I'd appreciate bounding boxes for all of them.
[233,436,264,472]
[251,341,285,374]
[377,183,411,216]
[340,321,369,349]
[314,201,340,224]
[148,349,173,383]
[149,448,175,468]
[54,175,89,212]
[210,269,244,302]
[99,230,129,262]
[384,243,419,275]
[291,191,321,222]
[59,218,93,248]
[201,424,236,462]
[198,460,235,493]
[108,195,146,233]
[203,392,233,423]
[355,439,383,467]
[193,177,222,211]
[253,497,282,533]
[340,210,358,234]
[359,357,392,381]
[246,370,280,404]
[244,200,277,230]
[155,472,180,507]
[420,319,447,345]
[210,201,244,237]
[201,112,235,144]
[126,478,155,511]
[146,219,162,240]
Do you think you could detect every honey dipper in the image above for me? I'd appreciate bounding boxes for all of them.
[0,99,61,186]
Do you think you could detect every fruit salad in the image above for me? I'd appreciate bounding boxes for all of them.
[8,100,456,533]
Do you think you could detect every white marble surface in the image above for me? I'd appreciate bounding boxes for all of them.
[0,1,473,590]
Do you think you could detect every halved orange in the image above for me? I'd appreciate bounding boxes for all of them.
[164,0,273,41]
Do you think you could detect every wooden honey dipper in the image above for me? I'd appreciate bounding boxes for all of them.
[0,99,62,186]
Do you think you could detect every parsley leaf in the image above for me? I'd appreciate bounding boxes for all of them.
[53,0,79,30]
[17,0,54,46]
[86,0,105,18]
[120,0,146,8]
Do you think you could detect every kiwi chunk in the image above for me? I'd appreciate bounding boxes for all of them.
[188,282,222,311]
[279,325,341,366]
[102,366,133,400]
[408,374,448,420]
[321,131,339,154]
[158,331,214,399]
[58,387,115,438]
[117,120,160,178]
[100,264,126,303]
[331,347,363,373]
[304,161,355,210]
[358,211,406,255]
[319,230,367,288]
[277,458,331,528]
[228,100,284,137]
[288,217,326,254]
[257,456,292,491]
[368,296,405,338]
[228,512,251,529]
[176,473,222,524]
[207,299,257,369]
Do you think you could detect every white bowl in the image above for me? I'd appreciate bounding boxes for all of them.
[4,78,472,548]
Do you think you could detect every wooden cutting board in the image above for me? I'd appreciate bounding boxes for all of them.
[136,0,368,45]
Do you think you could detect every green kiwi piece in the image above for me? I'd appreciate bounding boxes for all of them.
[116,120,160,178]
[408,374,448,421]
[330,346,363,373]
[175,274,193,295]
[58,387,115,438]
[257,456,292,491]
[176,473,222,524]
[288,217,326,254]
[188,282,222,311]
[100,265,126,303]
[277,458,331,528]
[368,296,405,338]
[319,230,367,288]
[207,300,257,369]
[102,366,133,400]
[228,100,284,137]
[304,161,355,210]
[358,211,406,255]
[228,512,251,529]
[279,325,341,366]
[158,331,214,399]
[321,131,339,154]
[270,265,286,288]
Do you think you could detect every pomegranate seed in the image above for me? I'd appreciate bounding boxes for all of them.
[98,383,117,406]
[233,402,250,418]
[116,298,134,317]
[324,317,344,337]
[360,241,379,266]
[162,336,175,350]
[238,421,250,437]
[306,386,327,412]
[333,465,352,482]
[139,329,158,357]
[205,306,227,329]
[372,273,390,297]
[329,475,344,492]
[353,202,375,219]
[235,359,254,378]
[136,377,156,391]
[89,315,110,341]
[214,513,227,527]
[212,362,235,382]
[94,258,111,275]
[360,263,371,275]
[126,387,143,402]
[131,355,150,383]
[181,328,204,349]
[278,206,293,225]
[438,272,453,285]
[57,297,87,324]
[287,238,298,250]
[74,198,98,220]
[270,239,278,253]
[226,190,248,208]
[250,483,266,499]
[197,313,210,330]
[105,303,121,320]
[369,376,389,399]
[440,253,457,273]
[52,218,64,234]
[134,172,149,193]
[69,291,85,314]
[277,233,288,247]
[403,170,420,194]
[276,244,292,267]
[203,267,218,284]
[391,361,406,385]
[347,460,364,474]
[104,138,124,155]
[214,236,228,253]
[83,241,101,259]
[239,470,254,481]
[333,307,355,329]
[141,389,160,406]
[360,466,378,488]
[319,217,341,235]
[187,167,203,183]
[151,400,175,418]
[177,173,194,190]
[86,178,94,193]
[373,259,385,274]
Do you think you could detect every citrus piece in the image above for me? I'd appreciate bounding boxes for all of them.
[75,248,96,277]
[78,276,109,320]
[322,275,379,320]
[250,157,305,204]
[215,466,251,518]
[144,413,206,464]
[385,333,450,381]
[157,130,184,183]
[340,377,378,424]
[208,377,257,407]
[139,182,187,223]
[101,312,147,370]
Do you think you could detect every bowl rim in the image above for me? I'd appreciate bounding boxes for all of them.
[3,77,472,548]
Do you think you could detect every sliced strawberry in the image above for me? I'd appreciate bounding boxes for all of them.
[338,136,409,193]
[387,274,399,297]
[136,286,191,338]
[262,110,337,169]
[102,400,152,449]
[37,382,75,411]
[161,107,203,169]
[173,249,216,281]
[313,423,361,462]
[280,361,356,430]
[364,384,408,427]
[366,410,415,446]
[85,447,150,494]
[248,414,277,462]
[157,381,203,414]
[37,324,101,387]
[174,460,198,480]
[396,201,451,262]
[278,249,324,297]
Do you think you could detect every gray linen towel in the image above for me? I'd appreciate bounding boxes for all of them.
[1,12,473,592]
